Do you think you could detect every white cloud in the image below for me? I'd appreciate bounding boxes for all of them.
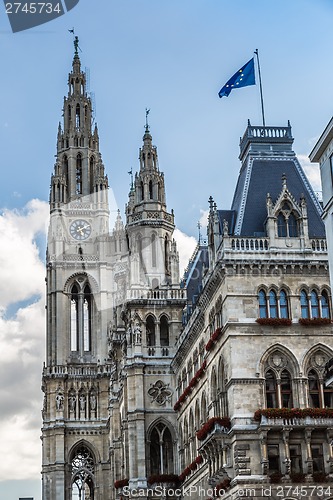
[0,200,48,481]
[199,208,209,230]
[298,154,322,194]
[173,228,197,276]
[0,199,49,308]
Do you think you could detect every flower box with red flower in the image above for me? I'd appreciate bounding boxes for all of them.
[147,474,180,485]
[114,478,129,489]
[195,455,203,465]
[256,318,292,326]
[212,327,222,341]
[205,338,215,351]
[299,317,331,326]
[173,401,181,411]
[196,417,231,441]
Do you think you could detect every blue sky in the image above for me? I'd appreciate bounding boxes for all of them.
[0,1,333,498]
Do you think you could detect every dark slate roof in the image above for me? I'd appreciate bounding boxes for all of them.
[217,210,237,235]
[230,158,325,237]
[184,245,209,306]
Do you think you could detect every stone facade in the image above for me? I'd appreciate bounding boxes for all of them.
[42,45,333,500]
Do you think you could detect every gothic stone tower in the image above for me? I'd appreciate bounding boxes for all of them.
[108,122,186,497]
[41,40,113,500]
[42,41,185,500]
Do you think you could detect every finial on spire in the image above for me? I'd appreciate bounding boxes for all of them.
[282,173,287,188]
[145,108,150,132]
[128,167,134,189]
[197,221,202,244]
[208,195,214,211]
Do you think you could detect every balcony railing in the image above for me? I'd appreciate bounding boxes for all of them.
[260,414,333,427]
[126,288,186,301]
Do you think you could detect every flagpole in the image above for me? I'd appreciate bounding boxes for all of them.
[254,49,266,127]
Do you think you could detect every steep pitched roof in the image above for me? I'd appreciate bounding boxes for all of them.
[230,124,324,237]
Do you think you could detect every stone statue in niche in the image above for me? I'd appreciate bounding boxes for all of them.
[55,392,64,411]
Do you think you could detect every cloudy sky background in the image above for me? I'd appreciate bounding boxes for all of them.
[0,0,331,498]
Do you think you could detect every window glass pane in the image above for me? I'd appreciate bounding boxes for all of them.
[281,370,293,408]
[277,213,287,237]
[308,370,320,408]
[290,445,302,473]
[266,370,277,408]
[301,290,309,319]
[268,445,280,472]
[321,292,330,319]
[269,290,278,319]
[259,290,267,318]
[288,213,298,237]
[279,290,289,319]
[311,290,319,318]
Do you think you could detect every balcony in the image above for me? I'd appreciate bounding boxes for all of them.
[255,408,333,428]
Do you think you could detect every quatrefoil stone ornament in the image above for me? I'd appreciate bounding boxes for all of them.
[148,380,173,405]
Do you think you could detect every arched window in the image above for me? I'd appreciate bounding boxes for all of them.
[76,154,82,195]
[277,213,287,237]
[140,181,144,201]
[321,291,330,319]
[300,289,309,319]
[164,236,169,273]
[269,290,278,319]
[308,367,333,408]
[280,370,293,408]
[279,289,289,319]
[83,285,92,352]
[149,180,153,199]
[258,289,267,318]
[311,290,319,318]
[146,315,155,346]
[71,446,95,500]
[76,104,81,128]
[308,370,320,408]
[70,281,92,356]
[265,370,278,408]
[151,234,157,268]
[68,105,71,121]
[71,285,79,351]
[149,423,174,475]
[288,213,298,237]
[160,315,169,346]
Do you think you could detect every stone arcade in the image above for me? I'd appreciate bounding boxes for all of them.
[41,42,333,499]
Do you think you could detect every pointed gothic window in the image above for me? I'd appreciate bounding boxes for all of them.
[280,370,293,408]
[71,446,95,500]
[71,285,79,351]
[269,290,278,318]
[310,290,320,318]
[321,291,330,319]
[160,315,169,346]
[164,236,169,273]
[68,105,71,121]
[83,285,92,352]
[277,213,287,237]
[258,289,268,318]
[70,281,93,356]
[279,289,289,318]
[300,289,309,318]
[76,154,82,195]
[76,104,81,128]
[151,234,157,268]
[146,315,156,346]
[140,181,144,201]
[265,370,278,408]
[149,180,153,199]
[149,423,174,475]
[288,213,298,237]
[308,370,320,408]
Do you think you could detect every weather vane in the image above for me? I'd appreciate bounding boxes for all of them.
[128,167,133,189]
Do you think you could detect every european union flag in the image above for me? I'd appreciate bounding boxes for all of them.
[218,58,255,98]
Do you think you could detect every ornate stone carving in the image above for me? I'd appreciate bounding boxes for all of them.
[148,380,173,405]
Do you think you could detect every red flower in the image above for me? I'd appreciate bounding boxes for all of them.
[255,407,333,420]
[196,417,231,441]
[114,479,129,489]
[256,318,292,326]
[299,317,331,326]
[147,474,180,485]
[195,455,203,464]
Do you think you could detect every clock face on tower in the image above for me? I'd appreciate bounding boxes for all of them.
[69,219,92,240]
